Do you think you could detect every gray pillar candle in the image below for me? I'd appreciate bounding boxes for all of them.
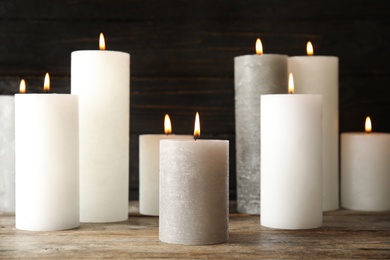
[159,139,229,245]
[0,96,15,213]
[234,47,288,214]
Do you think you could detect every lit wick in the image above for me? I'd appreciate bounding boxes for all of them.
[194,112,200,141]
[288,73,294,94]
[164,114,172,135]
[43,72,50,93]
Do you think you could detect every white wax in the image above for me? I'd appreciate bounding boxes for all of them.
[0,96,15,213]
[71,50,130,223]
[159,139,229,245]
[139,134,192,216]
[288,56,339,211]
[341,133,390,211]
[261,94,322,229]
[234,54,288,214]
[15,94,79,231]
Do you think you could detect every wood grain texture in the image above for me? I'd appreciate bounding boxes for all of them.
[1,0,389,199]
[1,202,390,259]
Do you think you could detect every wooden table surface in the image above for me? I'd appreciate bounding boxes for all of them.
[1,202,390,259]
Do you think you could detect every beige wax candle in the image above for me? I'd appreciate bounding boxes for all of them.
[288,41,339,211]
[159,113,229,245]
[234,38,288,214]
[341,117,390,211]
[139,114,192,216]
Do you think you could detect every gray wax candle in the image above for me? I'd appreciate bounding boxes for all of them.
[234,54,288,214]
[159,139,229,245]
[0,96,15,213]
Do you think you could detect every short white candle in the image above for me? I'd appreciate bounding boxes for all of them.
[159,113,229,245]
[139,114,192,216]
[71,33,130,222]
[0,93,15,213]
[341,117,390,211]
[261,75,323,229]
[235,38,288,214]
[15,74,79,231]
[288,41,339,211]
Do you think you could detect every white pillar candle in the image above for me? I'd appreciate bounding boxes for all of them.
[288,42,339,211]
[0,95,15,213]
[71,33,130,223]
[139,114,192,216]
[15,74,79,231]
[234,38,288,214]
[341,117,390,211]
[159,113,229,245]
[261,85,323,229]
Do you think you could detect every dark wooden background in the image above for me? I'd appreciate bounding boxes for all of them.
[1,0,389,200]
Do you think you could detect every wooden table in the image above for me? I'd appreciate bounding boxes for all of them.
[1,202,390,259]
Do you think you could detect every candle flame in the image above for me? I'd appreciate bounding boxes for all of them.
[306,41,314,56]
[255,38,263,55]
[43,72,50,92]
[288,73,294,94]
[194,112,200,140]
[19,79,26,93]
[99,33,106,50]
[164,114,172,135]
[365,116,372,133]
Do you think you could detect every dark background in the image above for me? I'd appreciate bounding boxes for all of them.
[1,0,389,199]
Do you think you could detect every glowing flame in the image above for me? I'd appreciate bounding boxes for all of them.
[194,112,200,140]
[19,79,26,93]
[164,114,172,135]
[288,73,294,94]
[306,41,314,56]
[99,33,106,50]
[44,72,50,92]
[365,116,372,133]
[255,38,263,55]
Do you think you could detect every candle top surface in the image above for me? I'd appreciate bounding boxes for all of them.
[289,55,338,59]
[235,53,288,60]
[160,139,229,143]
[139,134,192,137]
[342,132,390,137]
[72,50,130,56]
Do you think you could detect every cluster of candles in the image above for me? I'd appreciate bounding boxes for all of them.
[0,35,389,246]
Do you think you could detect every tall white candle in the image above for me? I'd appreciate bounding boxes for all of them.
[261,76,323,229]
[139,114,192,216]
[235,38,288,214]
[341,117,390,211]
[288,42,339,211]
[0,95,15,213]
[71,33,130,223]
[159,113,229,245]
[15,74,79,231]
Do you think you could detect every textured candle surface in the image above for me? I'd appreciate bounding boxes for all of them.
[261,94,322,229]
[234,54,288,214]
[159,139,229,245]
[71,50,130,223]
[15,94,79,231]
[289,56,339,211]
[139,134,192,216]
[341,133,390,211]
[0,96,15,213]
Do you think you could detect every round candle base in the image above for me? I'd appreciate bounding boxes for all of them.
[234,54,288,214]
[159,139,229,245]
[341,133,390,211]
[139,134,192,216]
[0,96,15,213]
[261,94,323,230]
[289,56,339,212]
[15,94,80,231]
